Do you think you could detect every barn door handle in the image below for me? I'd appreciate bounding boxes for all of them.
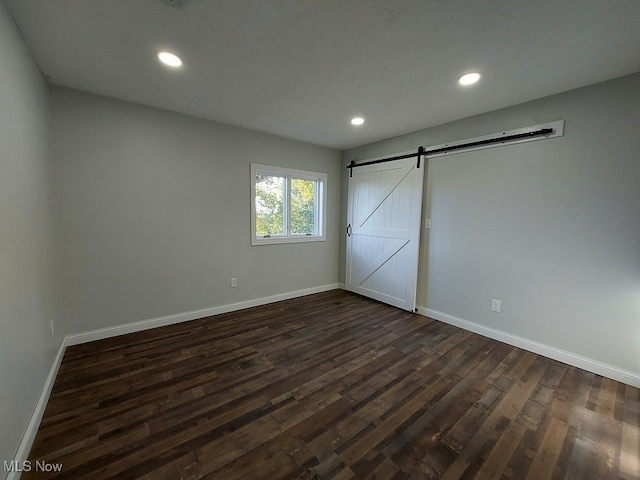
[347,224,352,237]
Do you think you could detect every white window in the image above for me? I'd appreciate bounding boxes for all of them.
[251,163,327,245]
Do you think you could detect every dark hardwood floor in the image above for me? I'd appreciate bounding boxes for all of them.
[25,290,639,479]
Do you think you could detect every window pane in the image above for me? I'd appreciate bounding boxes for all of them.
[255,174,285,236]
[290,178,316,235]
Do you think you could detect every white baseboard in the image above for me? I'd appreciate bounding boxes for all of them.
[65,283,340,346]
[7,338,67,480]
[338,282,346,290]
[416,305,640,388]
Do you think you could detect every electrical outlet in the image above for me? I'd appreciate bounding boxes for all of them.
[50,319,55,338]
[230,277,237,288]
[491,299,502,313]
[424,218,431,229]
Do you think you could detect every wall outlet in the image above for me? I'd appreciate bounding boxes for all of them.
[424,218,431,229]
[50,319,55,338]
[230,277,237,288]
[491,299,502,313]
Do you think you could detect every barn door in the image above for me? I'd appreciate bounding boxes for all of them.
[345,156,424,311]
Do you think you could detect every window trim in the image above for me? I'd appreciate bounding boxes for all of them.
[251,163,327,245]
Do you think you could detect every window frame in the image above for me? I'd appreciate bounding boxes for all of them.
[251,163,327,245]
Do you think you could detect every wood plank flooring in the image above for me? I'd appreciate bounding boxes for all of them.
[25,290,639,479]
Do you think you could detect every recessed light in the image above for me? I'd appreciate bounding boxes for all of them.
[351,117,364,126]
[458,72,481,86]
[157,51,183,68]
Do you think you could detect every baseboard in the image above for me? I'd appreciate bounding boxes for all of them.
[7,338,67,480]
[338,282,346,290]
[416,305,640,388]
[65,283,341,346]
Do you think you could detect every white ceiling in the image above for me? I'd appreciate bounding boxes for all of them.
[5,0,640,150]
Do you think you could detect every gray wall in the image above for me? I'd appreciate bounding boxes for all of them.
[341,72,640,376]
[50,87,341,335]
[0,2,57,474]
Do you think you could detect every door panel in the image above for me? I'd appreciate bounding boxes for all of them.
[346,157,424,311]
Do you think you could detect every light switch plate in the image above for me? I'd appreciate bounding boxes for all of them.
[491,299,502,312]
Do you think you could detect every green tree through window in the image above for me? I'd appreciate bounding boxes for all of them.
[291,178,315,234]
[255,175,285,236]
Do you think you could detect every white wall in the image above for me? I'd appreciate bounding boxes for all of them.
[50,87,341,335]
[0,2,57,475]
[341,72,640,382]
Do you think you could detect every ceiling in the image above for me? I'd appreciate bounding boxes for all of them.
[5,0,640,150]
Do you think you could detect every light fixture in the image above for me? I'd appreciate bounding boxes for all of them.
[157,51,183,68]
[458,72,481,86]
[351,117,364,126]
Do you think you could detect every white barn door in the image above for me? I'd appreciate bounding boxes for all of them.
[345,156,424,311]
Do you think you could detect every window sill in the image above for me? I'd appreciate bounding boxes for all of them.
[252,235,326,246]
